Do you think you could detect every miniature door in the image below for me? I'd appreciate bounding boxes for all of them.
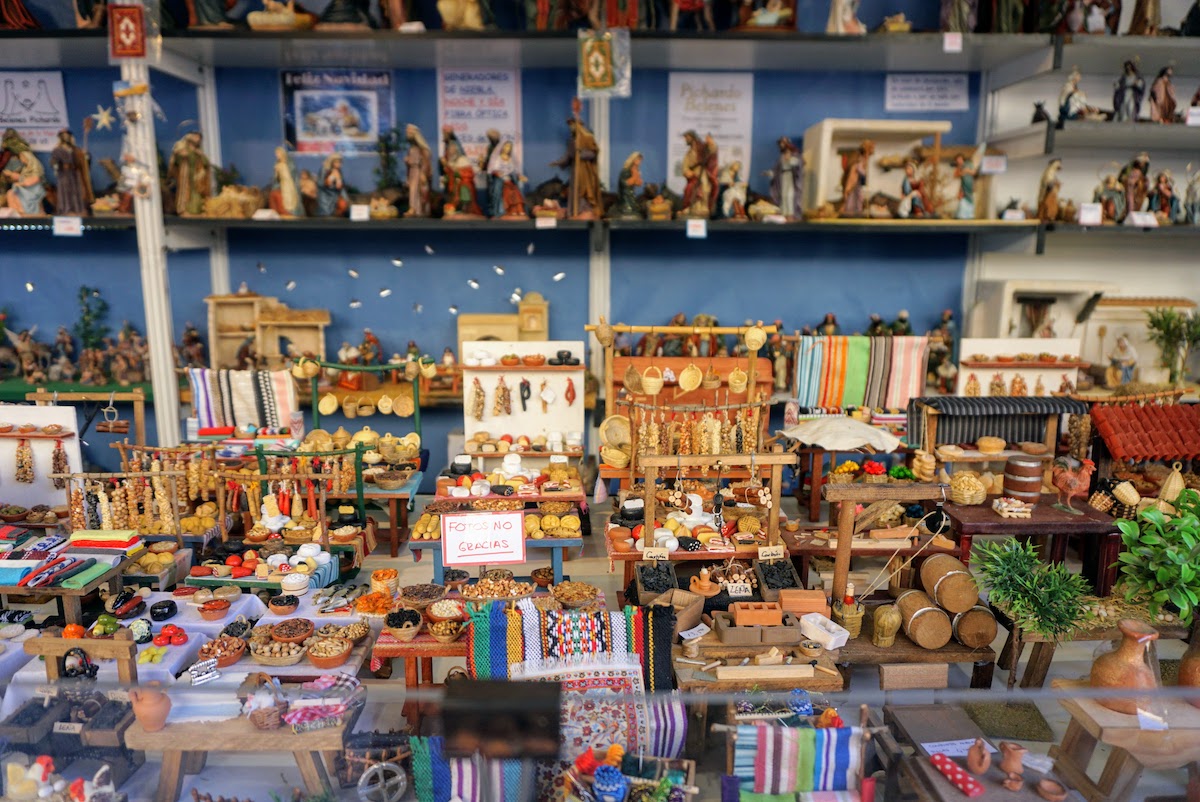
[517,293,549,341]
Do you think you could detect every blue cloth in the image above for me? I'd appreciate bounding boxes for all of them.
[0,567,32,586]
[429,736,452,802]
[489,602,507,679]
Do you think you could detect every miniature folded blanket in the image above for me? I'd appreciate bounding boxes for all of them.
[70,530,138,542]
[0,567,32,586]
[60,563,114,589]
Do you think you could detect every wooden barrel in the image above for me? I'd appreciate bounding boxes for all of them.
[919,553,979,614]
[895,589,952,650]
[952,605,999,649]
[1004,456,1044,507]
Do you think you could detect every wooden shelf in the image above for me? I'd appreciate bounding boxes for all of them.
[463,364,582,372]
[937,449,1051,463]
[0,430,75,440]
[472,451,582,458]
[960,361,1088,369]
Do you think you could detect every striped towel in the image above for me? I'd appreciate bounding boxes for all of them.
[645,692,687,758]
[449,754,480,802]
[863,337,891,409]
[795,337,825,406]
[841,337,871,408]
[734,725,760,788]
[813,727,864,792]
[190,368,297,430]
[883,337,929,410]
[754,722,800,794]
[818,337,849,408]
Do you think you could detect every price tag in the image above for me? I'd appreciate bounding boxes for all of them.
[679,623,711,641]
[1187,107,1200,127]
[53,721,83,734]
[1127,211,1159,228]
[535,216,558,229]
[726,582,753,598]
[1001,208,1026,221]
[762,214,787,225]
[1077,202,1103,227]
[685,218,707,239]
[979,155,1007,175]
[643,547,669,562]
[53,216,83,236]
[758,545,786,561]
[942,32,963,53]
[349,204,370,222]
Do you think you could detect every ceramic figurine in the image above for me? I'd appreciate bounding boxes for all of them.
[1037,159,1063,222]
[1185,167,1200,225]
[746,0,793,26]
[839,140,874,217]
[1126,0,1159,34]
[442,346,456,366]
[993,0,1024,30]
[316,153,349,217]
[479,128,500,215]
[826,0,864,33]
[646,194,673,221]
[50,129,92,216]
[898,160,930,219]
[403,125,433,218]
[891,310,912,336]
[487,139,527,219]
[1058,67,1101,122]
[765,136,803,220]
[1148,170,1182,223]
[816,313,840,336]
[0,0,39,28]
[316,0,373,28]
[611,152,644,220]
[437,0,484,29]
[953,151,980,220]
[940,0,975,32]
[1094,173,1126,223]
[1105,334,1138,386]
[268,146,304,218]
[553,102,601,219]
[1112,61,1144,122]
[864,314,886,336]
[670,0,714,30]
[1148,66,1177,123]
[1119,152,1150,220]
[167,132,212,216]
[719,161,748,221]
[177,322,206,368]
[1031,101,1050,123]
[965,738,991,775]
[2,150,45,215]
[185,0,236,27]
[678,131,717,219]
[997,742,1028,791]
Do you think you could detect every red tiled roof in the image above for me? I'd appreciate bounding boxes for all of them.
[1092,404,1200,461]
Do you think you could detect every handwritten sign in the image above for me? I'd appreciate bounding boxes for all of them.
[920,738,993,758]
[441,510,527,566]
[53,721,83,734]
[758,545,785,561]
[53,216,83,236]
[726,582,753,598]
[1127,211,1158,228]
[349,204,370,221]
[679,623,711,641]
[685,218,707,239]
[1077,202,1102,227]
[643,547,670,562]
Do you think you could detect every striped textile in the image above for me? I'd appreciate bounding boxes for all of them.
[795,336,926,411]
[818,337,849,407]
[906,396,1088,449]
[733,725,759,789]
[813,727,863,792]
[645,692,687,758]
[449,754,480,802]
[187,368,297,430]
[863,337,891,409]
[883,337,929,409]
[754,722,800,794]
[795,337,825,406]
[841,338,872,408]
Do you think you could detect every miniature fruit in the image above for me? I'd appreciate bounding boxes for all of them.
[225,555,242,566]
[161,624,179,637]
[153,633,170,647]
[63,624,85,639]
[170,632,188,646]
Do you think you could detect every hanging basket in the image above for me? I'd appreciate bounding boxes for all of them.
[744,325,767,351]
[623,363,644,395]
[678,362,703,393]
[728,368,748,394]
[641,366,664,395]
[701,366,721,390]
[595,317,615,348]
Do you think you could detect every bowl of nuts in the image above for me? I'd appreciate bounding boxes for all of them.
[551,581,599,609]
[426,599,466,624]
[250,636,306,666]
[399,583,446,610]
[307,637,353,669]
[198,634,246,668]
[460,577,535,603]
[429,620,464,644]
[271,617,315,644]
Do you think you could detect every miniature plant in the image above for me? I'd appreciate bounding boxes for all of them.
[1145,307,1200,386]
[973,538,1091,639]
[1116,488,1200,624]
[73,286,110,351]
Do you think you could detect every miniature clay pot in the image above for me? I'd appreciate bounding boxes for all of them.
[997,742,1027,777]
[1090,618,1160,714]
[1036,779,1068,802]
[1176,636,1200,708]
[129,683,172,733]
[965,738,991,775]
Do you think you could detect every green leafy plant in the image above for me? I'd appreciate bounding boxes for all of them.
[1116,488,1200,624]
[73,286,110,351]
[1145,307,1200,386]
[974,538,1092,639]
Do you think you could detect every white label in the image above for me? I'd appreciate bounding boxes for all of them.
[1077,202,1103,226]
[535,216,557,229]
[349,204,370,221]
[643,547,670,562]
[942,32,963,53]
[1001,208,1026,221]
[666,72,755,195]
[885,74,969,112]
[762,214,787,224]
[726,582,753,598]
[53,216,83,236]
[1187,106,1200,127]
[685,218,707,239]
[441,510,527,566]
[53,721,84,734]
[679,622,711,641]
[758,545,786,561]
[920,738,993,758]
[437,69,522,191]
[1127,211,1159,228]
[979,155,1007,175]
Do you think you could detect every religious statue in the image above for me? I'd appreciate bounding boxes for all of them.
[891,310,913,336]
[1112,61,1144,123]
[746,0,793,26]
[993,0,1024,31]
[953,151,980,220]
[863,314,886,336]
[167,131,212,216]
[316,0,373,27]
[1186,167,1200,225]
[441,136,483,217]
[316,153,349,217]
[765,136,803,220]
[3,150,45,215]
[177,322,206,368]
[826,0,864,33]
[719,161,748,221]
[269,146,304,217]
[403,124,433,218]
[816,313,840,336]
[1037,159,1063,222]
[678,130,717,219]
[839,140,873,217]
[360,328,382,365]
[611,151,644,220]
[1094,173,1126,224]
[436,0,484,29]
[487,139,526,219]
[1058,68,1100,122]
[1147,170,1182,223]
[479,128,501,216]
[1119,152,1150,220]
[0,128,30,196]
[898,160,930,219]
[1106,334,1139,386]
[1148,66,1177,123]
[1126,0,1159,34]
[553,102,601,219]
[940,0,975,32]
[50,129,92,216]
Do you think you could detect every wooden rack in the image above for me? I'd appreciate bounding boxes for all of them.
[112,440,218,473]
[215,469,330,546]
[304,358,422,437]
[51,470,186,550]
[26,388,148,446]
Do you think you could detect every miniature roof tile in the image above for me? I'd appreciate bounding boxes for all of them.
[1092,404,1200,462]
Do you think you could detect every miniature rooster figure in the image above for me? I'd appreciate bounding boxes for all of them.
[1051,456,1095,515]
[815,707,845,728]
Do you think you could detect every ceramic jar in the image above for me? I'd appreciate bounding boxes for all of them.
[1177,636,1200,708]
[1090,618,1160,714]
[129,683,172,732]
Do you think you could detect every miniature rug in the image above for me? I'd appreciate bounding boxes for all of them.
[188,367,297,429]
[961,701,1054,742]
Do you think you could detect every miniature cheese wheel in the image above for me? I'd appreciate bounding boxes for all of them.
[737,515,761,534]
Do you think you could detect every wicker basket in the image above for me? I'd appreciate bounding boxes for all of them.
[374,470,413,491]
[539,501,573,516]
[827,472,856,485]
[728,368,748,394]
[282,528,317,544]
[371,571,400,596]
[951,486,987,505]
[832,600,864,639]
[701,367,721,390]
[429,623,464,644]
[245,673,289,731]
[250,646,306,667]
[1088,491,1115,513]
[601,446,630,468]
[623,363,643,394]
[1112,481,1141,506]
[863,474,888,484]
[384,621,423,642]
[641,366,664,395]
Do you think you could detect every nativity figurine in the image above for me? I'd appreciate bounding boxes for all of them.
[839,139,874,217]
[2,150,45,215]
[1112,60,1144,122]
[826,0,864,33]
[50,129,92,216]
[898,160,930,219]
[1127,0,1159,34]
[1147,169,1182,224]
[1037,159,1063,222]
[1186,167,1200,225]
[678,130,718,219]
[1106,334,1138,386]
[611,151,644,220]
[1094,173,1126,224]
[1058,67,1102,122]
[553,103,601,219]
[1119,152,1151,220]
[316,153,349,217]
[167,131,212,216]
[953,149,981,220]
[765,136,803,220]
[940,0,976,32]
[404,124,433,218]
[719,161,748,221]
[185,0,235,27]
[441,135,483,217]
[1148,65,1177,123]
[487,139,527,219]
[269,146,304,218]
[315,0,373,28]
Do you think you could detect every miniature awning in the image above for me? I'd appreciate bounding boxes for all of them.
[907,396,1089,450]
[1092,404,1200,462]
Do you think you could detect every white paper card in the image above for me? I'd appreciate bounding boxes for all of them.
[686,218,707,239]
[979,154,1007,175]
[726,582,753,597]
[0,71,70,150]
[1187,106,1200,127]
[437,68,522,190]
[1001,208,1026,221]
[1127,211,1158,228]
[349,204,370,221]
[762,214,787,224]
[758,545,786,561]
[920,738,993,758]
[942,32,963,53]
[666,72,755,195]
[53,216,83,236]
[680,623,711,641]
[441,509,527,566]
[885,74,969,112]
[535,216,557,229]
[1077,202,1103,226]
[643,547,670,562]
[54,721,84,734]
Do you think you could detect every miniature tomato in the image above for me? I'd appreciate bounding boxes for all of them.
[170,632,189,646]
[63,624,85,639]
[152,633,170,647]
[161,624,179,637]
[225,555,243,566]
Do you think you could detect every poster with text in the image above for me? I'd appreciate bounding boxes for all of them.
[281,69,393,156]
[666,72,754,195]
[437,69,522,188]
[0,72,69,151]
[441,510,527,566]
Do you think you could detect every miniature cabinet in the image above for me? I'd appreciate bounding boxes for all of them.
[205,293,330,369]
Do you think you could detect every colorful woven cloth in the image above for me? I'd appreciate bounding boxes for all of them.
[410,737,434,802]
[795,338,826,406]
[813,727,864,792]
[818,337,849,408]
[841,337,872,408]
[189,368,297,429]
[794,335,927,411]
[449,753,480,802]
[645,691,688,758]
[863,337,893,409]
[754,722,800,794]
[883,336,929,409]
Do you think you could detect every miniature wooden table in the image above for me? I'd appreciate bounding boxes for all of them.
[941,497,1121,595]
[991,603,1188,691]
[328,470,422,558]
[0,557,131,626]
[125,709,359,802]
[1049,678,1200,802]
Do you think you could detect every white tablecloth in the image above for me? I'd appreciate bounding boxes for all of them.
[256,591,380,631]
[0,637,36,693]
[141,591,268,636]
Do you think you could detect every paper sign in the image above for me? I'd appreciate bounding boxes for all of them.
[1077,202,1103,226]
[679,623,711,641]
[942,32,963,53]
[281,69,394,156]
[1127,211,1159,228]
[53,721,84,734]
[885,74,969,112]
[920,738,993,758]
[758,545,786,561]
[0,71,69,151]
[349,204,370,221]
[437,69,522,190]
[535,216,558,229]
[1001,208,1026,221]
[53,216,83,236]
[726,582,753,598]
[1187,107,1200,127]
[685,218,707,239]
[979,155,1007,175]
[441,510,527,566]
[108,4,146,59]
[643,547,670,562]
[667,72,755,195]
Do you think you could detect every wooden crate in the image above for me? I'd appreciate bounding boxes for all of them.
[652,588,704,635]
[634,561,678,606]
[80,701,135,748]
[753,559,804,603]
[0,698,69,744]
[879,663,949,690]
[712,611,804,646]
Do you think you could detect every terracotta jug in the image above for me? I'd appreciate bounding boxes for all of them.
[1177,636,1200,708]
[1090,618,1160,714]
[129,683,171,732]
[965,738,991,775]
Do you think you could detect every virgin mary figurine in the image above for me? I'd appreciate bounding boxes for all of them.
[487,140,527,219]
[269,147,305,217]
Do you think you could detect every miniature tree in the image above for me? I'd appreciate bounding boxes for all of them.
[74,286,110,351]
